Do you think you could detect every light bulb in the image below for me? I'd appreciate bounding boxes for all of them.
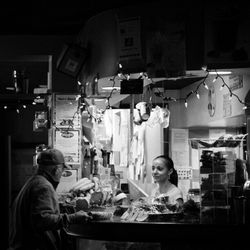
[185,100,188,108]
[203,83,209,90]
[201,66,207,71]
[212,77,217,83]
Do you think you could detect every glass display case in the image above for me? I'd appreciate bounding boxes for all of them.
[199,149,235,224]
[191,137,245,224]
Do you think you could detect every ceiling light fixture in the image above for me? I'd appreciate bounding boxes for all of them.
[102,86,121,90]
[208,71,232,75]
[93,98,107,102]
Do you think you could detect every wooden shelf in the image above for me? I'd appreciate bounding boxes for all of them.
[0,93,41,99]
[0,93,50,104]
[12,142,47,149]
[0,55,51,63]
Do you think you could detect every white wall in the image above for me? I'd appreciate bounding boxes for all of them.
[169,73,250,128]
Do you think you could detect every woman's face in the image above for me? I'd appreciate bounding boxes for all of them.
[152,158,172,183]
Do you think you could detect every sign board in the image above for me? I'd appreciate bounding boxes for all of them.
[54,129,81,165]
[53,94,81,128]
[229,75,243,91]
[223,93,232,117]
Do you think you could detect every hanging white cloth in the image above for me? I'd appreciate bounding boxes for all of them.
[129,122,146,180]
[146,106,170,128]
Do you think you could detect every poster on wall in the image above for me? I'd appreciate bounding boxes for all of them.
[171,129,190,201]
[54,129,81,165]
[53,94,81,128]
[229,75,243,91]
[223,93,232,117]
[118,16,142,61]
[171,128,189,167]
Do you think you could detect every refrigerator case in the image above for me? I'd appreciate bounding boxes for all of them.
[197,141,239,224]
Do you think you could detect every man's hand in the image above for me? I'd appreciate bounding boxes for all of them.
[68,210,93,224]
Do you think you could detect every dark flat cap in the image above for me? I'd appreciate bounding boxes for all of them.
[37,148,70,169]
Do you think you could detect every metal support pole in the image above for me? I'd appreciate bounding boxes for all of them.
[130,94,134,142]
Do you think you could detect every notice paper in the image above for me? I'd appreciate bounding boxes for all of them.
[171,129,189,167]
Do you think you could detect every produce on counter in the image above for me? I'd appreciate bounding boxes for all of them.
[59,176,119,211]
[70,177,97,192]
[119,197,182,222]
[182,199,200,218]
[75,196,90,211]
[92,176,100,191]
[79,182,95,192]
[120,207,149,222]
[59,177,200,223]
[90,191,103,206]
[89,211,114,221]
[112,190,127,205]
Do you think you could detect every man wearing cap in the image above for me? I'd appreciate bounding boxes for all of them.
[8,148,92,250]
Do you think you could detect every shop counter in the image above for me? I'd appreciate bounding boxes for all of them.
[65,216,249,249]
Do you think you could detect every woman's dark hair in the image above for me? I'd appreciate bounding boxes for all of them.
[154,155,178,186]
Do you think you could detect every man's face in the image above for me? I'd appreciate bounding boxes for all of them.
[53,164,65,182]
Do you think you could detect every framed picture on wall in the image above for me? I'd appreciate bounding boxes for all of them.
[56,43,87,78]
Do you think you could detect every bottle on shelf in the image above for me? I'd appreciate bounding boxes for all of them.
[13,70,22,93]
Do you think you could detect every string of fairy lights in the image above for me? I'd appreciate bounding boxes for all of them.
[3,64,249,125]
[152,67,250,109]
[180,67,249,109]
[75,64,250,123]
[0,95,46,114]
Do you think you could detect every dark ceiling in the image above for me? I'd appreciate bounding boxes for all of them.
[1,1,249,37]
[0,0,159,36]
